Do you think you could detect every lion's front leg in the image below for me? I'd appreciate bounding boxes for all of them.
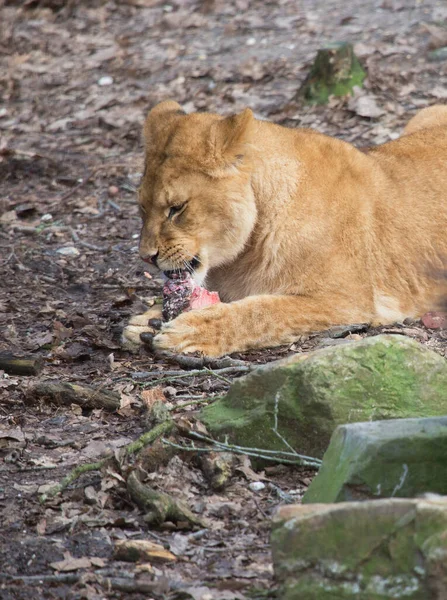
[153,294,363,357]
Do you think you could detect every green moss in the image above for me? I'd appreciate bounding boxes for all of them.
[299,42,366,105]
[272,499,447,599]
[303,417,447,503]
[201,336,447,461]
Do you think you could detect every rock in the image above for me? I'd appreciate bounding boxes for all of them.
[98,75,113,86]
[348,89,384,118]
[56,246,80,257]
[298,42,366,105]
[201,335,447,460]
[249,481,266,492]
[271,496,447,600]
[303,417,447,504]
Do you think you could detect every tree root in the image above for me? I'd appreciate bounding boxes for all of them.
[40,420,174,503]
[127,470,206,528]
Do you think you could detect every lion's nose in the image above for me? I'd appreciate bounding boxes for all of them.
[141,250,159,266]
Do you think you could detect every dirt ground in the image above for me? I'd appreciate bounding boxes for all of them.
[1,0,446,598]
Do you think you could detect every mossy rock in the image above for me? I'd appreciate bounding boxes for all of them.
[303,417,447,504]
[201,335,447,460]
[272,497,447,599]
[299,42,366,105]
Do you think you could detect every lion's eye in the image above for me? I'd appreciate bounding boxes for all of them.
[168,203,186,220]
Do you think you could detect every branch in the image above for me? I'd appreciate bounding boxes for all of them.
[165,430,322,469]
[137,365,250,387]
[0,352,42,376]
[40,420,174,502]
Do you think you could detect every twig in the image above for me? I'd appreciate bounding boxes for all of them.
[163,438,318,467]
[138,366,250,387]
[40,460,104,502]
[158,351,249,370]
[121,420,174,456]
[70,228,109,252]
[0,573,165,594]
[271,391,302,457]
[107,198,121,212]
[163,431,322,468]
[58,163,129,202]
[190,431,322,467]
[171,397,216,410]
[0,574,80,585]
[40,420,173,503]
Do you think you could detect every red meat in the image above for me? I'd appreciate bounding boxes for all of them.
[162,271,220,321]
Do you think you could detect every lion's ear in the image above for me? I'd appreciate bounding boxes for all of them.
[143,100,186,150]
[209,108,254,169]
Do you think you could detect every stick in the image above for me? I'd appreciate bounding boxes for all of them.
[121,420,174,456]
[0,573,165,594]
[70,228,109,252]
[40,461,104,503]
[40,420,174,503]
[171,430,322,468]
[26,381,121,411]
[157,351,249,370]
[0,353,42,376]
[137,365,250,387]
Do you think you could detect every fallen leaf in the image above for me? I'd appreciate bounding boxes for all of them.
[140,386,166,410]
[113,539,177,563]
[348,92,384,118]
[50,552,92,572]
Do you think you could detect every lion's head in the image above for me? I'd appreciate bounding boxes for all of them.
[138,100,257,284]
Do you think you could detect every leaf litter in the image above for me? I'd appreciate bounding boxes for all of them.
[0,0,446,598]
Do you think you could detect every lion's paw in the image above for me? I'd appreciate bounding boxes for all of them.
[153,304,233,358]
[122,305,162,350]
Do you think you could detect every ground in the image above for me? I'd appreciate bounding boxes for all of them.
[0,0,446,598]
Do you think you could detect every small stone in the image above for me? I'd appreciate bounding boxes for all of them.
[163,386,177,398]
[108,185,119,197]
[98,75,113,86]
[40,213,53,222]
[56,246,80,257]
[249,481,265,492]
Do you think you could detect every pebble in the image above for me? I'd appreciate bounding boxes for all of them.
[249,481,265,492]
[108,185,119,197]
[163,386,177,398]
[56,246,80,257]
[41,213,53,222]
[98,75,113,86]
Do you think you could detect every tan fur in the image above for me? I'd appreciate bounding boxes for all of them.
[123,102,447,357]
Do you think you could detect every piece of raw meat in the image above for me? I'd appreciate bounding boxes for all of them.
[162,271,220,321]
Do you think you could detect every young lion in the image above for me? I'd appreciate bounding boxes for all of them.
[123,101,447,357]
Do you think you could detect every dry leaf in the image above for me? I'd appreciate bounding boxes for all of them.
[140,386,166,410]
[113,539,176,563]
[50,552,92,572]
[348,91,384,118]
